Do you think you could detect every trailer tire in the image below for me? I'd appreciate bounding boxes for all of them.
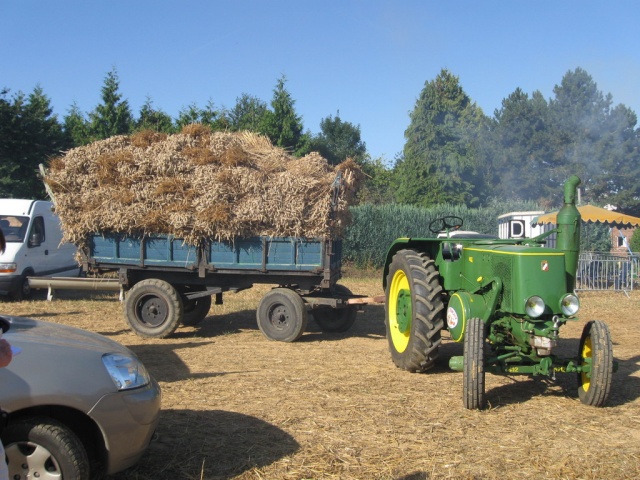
[463,317,486,410]
[311,285,357,333]
[385,249,444,372]
[257,288,307,342]
[124,279,183,338]
[578,320,613,407]
[181,291,212,326]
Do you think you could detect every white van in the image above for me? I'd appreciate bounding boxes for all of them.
[0,199,79,299]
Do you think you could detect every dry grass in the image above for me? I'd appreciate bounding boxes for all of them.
[2,276,640,480]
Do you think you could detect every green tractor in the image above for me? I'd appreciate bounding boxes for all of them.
[383,176,614,409]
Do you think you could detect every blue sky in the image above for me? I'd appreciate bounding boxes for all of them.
[1,1,638,162]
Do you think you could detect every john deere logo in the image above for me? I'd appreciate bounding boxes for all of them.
[541,260,549,271]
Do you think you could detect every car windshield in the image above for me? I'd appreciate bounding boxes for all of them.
[0,215,29,242]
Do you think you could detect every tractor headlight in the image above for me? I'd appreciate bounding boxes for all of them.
[560,293,580,316]
[525,296,545,318]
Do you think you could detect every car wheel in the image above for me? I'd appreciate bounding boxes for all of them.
[2,416,90,480]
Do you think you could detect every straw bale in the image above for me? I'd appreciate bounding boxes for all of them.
[46,127,362,248]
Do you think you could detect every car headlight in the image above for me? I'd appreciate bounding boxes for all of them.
[525,296,545,318]
[102,353,151,390]
[0,263,17,274]
[560,293,580,316]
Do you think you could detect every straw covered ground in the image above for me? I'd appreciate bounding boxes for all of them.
[3,274,639,480]
[45,125,362,248]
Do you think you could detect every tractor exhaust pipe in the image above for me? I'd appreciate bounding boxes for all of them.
[556,175,581,291]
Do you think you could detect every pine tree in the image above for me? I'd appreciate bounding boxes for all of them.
[88,68,133,140]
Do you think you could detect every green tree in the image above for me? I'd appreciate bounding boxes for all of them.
[228,93,268,132]
[310,112,367,165]
[260,76,307,155]
[200,99,229,131]
[136,97,174,133]
[630,228,640,253]
[88,68,133,140]
[548,68,640,214]
[176,103,202,130]
[491,88,555,201]
[357,155,396,205]
[63,103,91,146]
[0,86,65,198]
[396,69,486,207]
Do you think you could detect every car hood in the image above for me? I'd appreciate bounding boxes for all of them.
[2,315,131,353]
[0,315,140,413]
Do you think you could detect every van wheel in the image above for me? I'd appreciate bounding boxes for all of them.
[2,416,90,480]
[10,273,32,301]
[124,279,183,338]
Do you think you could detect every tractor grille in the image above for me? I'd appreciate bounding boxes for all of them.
[492,258,512,310]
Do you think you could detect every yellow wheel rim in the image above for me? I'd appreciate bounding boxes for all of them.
[581,335,593,392]
[389,269,411,353]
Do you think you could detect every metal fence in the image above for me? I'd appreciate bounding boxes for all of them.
[576,252,637,292]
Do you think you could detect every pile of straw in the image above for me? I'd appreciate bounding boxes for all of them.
[45,125,362,247]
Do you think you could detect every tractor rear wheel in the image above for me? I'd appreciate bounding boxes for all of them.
[385,249,444,372]
[578,320,613,407]
[463,317,486,409]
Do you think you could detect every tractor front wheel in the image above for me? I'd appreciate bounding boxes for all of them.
[385,249,444,372]
[463,317,486,409]
[578,320,613,407]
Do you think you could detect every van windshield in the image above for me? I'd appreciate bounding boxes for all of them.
[0,215,29,242]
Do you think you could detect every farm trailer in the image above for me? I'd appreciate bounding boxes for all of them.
[31,234,382,341]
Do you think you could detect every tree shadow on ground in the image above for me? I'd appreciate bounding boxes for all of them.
[107,409,299,480]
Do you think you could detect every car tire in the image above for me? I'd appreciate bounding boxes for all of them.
[2,416,90,480]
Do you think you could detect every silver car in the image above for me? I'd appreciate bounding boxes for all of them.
[0,315,161,479]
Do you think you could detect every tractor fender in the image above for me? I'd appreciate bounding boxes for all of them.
[382,238,439,290]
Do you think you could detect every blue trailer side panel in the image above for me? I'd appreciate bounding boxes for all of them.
[89,234,338,272]
[208,237,328,271]
[90,235,199,268]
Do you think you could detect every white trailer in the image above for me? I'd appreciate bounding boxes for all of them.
[498,211,556,248]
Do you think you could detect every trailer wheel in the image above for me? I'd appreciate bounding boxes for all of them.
[311,285,357,333]
[257,288,307,342]
[463,317,486,409]
[578,320,613,407]
[385,249,444,372]
[182,291,212,326]
[124,279,183,338]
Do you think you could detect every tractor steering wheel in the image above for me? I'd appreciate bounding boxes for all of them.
[428,215,464,234]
